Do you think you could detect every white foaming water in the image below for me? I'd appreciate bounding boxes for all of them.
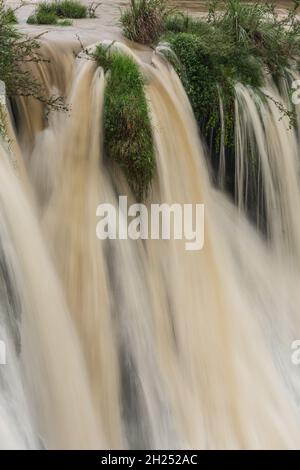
[1,33,300,449]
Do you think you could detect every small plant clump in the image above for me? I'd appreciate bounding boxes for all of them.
[27,0,87,25]
[121,0,171,45]
[93,45,155,201]
[54,0,87,18]
[27,10,58,25]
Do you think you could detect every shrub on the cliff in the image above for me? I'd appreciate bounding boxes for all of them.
[94,45,155,200]
[121,0,171,45]
[208,0,300,77]
[166,1,300,79]
[163,0,300,168]
[163,29,263,159]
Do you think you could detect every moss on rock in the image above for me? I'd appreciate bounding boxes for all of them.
[94,45,155,201]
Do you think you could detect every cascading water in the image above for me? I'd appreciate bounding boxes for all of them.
[1,27,300,449]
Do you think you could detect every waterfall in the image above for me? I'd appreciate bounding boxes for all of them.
[1,35,300,449]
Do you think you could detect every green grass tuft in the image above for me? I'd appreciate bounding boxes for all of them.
[93,43,113,73]
[54,0,87,18]
[94,45,155,201]
[27,0,87,24]
[121,0,171,45]
[27,11,58,25]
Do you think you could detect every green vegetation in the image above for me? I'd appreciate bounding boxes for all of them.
[119,0,300,206]
[54,0,87,18]
[93,45,155,200]
[121,0,171,45]
[27,10,58,25]
[27,0,87,24]
[161,1,300,194]
[0,1,66,138]
[3,6,18,24]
